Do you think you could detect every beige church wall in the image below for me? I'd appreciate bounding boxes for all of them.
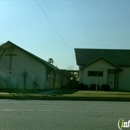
[62,75,67,86]
[54,73,61,89]
[0,48,17,89]
[54,74,58,89]
[45,71,55,89]
[82,59,116,88]
[118,67,130,91]
[0,70,6,88]
[0,47,47,89]
[45,71,62,89]
[44,71,50,89]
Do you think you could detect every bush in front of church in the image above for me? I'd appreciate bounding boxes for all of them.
[102,84,110,91]
[78,83,88,90]
[90,84,99,90]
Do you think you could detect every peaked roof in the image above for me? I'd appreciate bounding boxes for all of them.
[75,48,130,67]
[81,57,122,71]
[2,41,59,71]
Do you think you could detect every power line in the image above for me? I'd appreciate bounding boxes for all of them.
[35,0,71,51]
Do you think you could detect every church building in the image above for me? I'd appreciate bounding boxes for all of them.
[0,41,66,90]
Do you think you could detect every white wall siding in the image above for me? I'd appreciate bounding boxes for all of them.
[118,67,130,91]
[82,59,116,88]
[0,47,47,89]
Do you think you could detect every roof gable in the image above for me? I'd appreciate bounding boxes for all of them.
[75,48,130,67]
[81,57,122,71]
[2,41,59,70]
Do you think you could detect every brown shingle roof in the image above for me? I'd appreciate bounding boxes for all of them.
[75,48,130,67]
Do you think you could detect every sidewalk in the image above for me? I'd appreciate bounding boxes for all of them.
[40,90,61,95]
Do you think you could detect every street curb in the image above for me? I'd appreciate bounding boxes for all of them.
[0,95,130,101]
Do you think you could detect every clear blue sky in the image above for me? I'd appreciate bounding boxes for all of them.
[0,0,130,69]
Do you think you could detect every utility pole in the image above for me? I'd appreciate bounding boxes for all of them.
[96,68,103,91]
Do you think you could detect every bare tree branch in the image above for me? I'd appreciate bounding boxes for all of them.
[0,43,7,60]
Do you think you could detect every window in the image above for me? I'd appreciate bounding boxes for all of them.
[88,71,103,77]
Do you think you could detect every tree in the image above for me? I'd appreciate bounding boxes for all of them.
[0,43,7,60]
[0,41,14,60]
[48,58,54,64]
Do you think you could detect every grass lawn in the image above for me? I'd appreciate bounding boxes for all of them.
[52,89,130,97]
[0,89,130,101]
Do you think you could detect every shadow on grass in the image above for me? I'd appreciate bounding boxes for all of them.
[51,89,79,96]
[0,89,40,100]
[9,92,28,98]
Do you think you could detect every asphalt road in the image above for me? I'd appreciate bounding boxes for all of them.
[0,100,129,130]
